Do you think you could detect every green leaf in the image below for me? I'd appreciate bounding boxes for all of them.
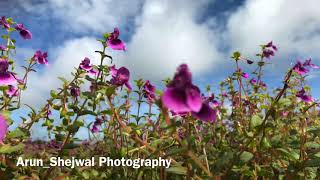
[276,148,299,161]
[7,128,26,138]
[0,143,25,154]
[166,164,187,175]
[240,151,254,163]
[250,115,263,129]
[304,158,320,167]
[305,142,320,149]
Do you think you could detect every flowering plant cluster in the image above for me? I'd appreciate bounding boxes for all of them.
[1,17,320,179]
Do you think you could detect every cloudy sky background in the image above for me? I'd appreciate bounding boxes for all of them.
[1,0,320,139]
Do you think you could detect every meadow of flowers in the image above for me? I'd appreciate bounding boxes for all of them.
[1,16,320,179]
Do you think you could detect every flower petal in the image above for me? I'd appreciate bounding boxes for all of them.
[108,39,126,50]
[185,85,202,112]
[162,88,190,113]
[0,114,8,143]
[20,29,32,40]
[0,72,16,85]
[192,103,217,123]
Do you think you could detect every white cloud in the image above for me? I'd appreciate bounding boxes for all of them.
[19,0,143,33]
[227,0,320,61]
[115,0,224,80]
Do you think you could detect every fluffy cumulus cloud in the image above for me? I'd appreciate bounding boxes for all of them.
[116,0,224,80]
[19,0,143,33]
[227,0,320,61]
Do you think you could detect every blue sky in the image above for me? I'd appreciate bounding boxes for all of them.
[1,0,320,139]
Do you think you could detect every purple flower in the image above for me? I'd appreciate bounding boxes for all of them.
[266,41,277,51]
[162,64,217,122]
[211,100,220,107]
[262,41,277,58]
[303,58,319,69]
[293,61,309,75]
[33,50,48,65]
[143,80,156,103]
[110,65,132,90]
[107,28,126,51]
[6,85,19,97]
[259,81,267,88]
[0,58,16,85]
[262,49,275,58]
[241,72,249,79]
[250,78,257,85]
[0,45,7,51]
[0,16,10,29]
[192,103,217,122]
[79,57,92,71]
[15,23,32,40]
[70,87,80,97]
[296,88,313,103]
[293,59,319,76]
[0,114,8,143]
[79,57,97,75]
[91,117,103,133]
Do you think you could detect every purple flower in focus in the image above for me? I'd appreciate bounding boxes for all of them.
[79,57,97,75]
[6,85,19,97]
[0,16,10,29]
[107,28,126,51]
[110,65,132,90]
[162,64,217,122]
[33,50,48,65]
[143,80,156,103]
[15,23,32,40]
[296,88,313,103]
[0,114,8,143]
[0,58,16,85]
